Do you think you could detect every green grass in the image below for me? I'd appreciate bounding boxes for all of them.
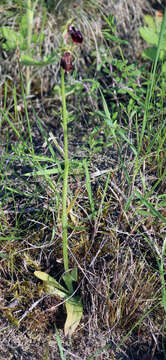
[0,0,166,359]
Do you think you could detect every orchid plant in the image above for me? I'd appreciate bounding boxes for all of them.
[34,22,84,337]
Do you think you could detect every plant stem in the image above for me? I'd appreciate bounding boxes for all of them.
[26,0,38,95]
[61,67,69,271]
[26,0,33,95]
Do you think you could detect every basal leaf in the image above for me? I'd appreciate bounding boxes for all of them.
[34,271,67,298]
[64,296,83,337]
[34,270,83,337]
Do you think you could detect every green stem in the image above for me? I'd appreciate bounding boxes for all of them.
[26,0,38,95]
[61,67,69,271]
[26,0,33,95]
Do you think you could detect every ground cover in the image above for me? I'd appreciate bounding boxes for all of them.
[0,0,166,359]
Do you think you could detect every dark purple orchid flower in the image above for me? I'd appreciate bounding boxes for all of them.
[60,51,74,72]
[68,25,83,44]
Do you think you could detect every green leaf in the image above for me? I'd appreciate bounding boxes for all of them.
[23,166,62,176]
[99,90,113,126]
[34,270,83,337]
[144,15,156,32]
[0,252,8,259]
[65,296,83,337]
[135,192,166,224]
[162,61,166,74]
[142,47,157,61]
[136,210,154,217]
[55,327,65,359]
[31,33,44,44]
[117,128,137,155]
[102,31,129,45]
[20,14,29,39]
[139,26,158,45]
[62,268,78,293]
[34,271,67,298]
[21,53,58,66]
[0,27,24,50]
